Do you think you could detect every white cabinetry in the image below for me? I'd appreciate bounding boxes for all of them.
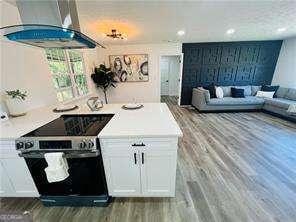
[0,140,38,197]
[100,137,178,197]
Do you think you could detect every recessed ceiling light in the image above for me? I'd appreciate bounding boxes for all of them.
[277,27,287,33]
[226,29,235,35]
[177,30,185,36]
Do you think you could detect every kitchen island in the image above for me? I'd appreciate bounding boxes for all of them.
[0,102,182,198]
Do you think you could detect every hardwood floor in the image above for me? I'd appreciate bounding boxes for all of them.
[1,101,296,222]
[161,95,178,105]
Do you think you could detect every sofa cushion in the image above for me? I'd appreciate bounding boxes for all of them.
[204,83,216,98]
[231,87,245,98]
[197,87,211,103]
[235,85,252,96]
[221,86,232,97]
[251,86,261,96]
[275,87,289,98]
[208,96,265,106]
[264,98,295,109]
[262,85,279,98]
[285,88,296,101]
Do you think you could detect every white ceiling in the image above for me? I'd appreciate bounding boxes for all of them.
[76,0,296,45]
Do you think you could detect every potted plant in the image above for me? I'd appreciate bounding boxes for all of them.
[5,90,28,117]
[91,64,117,104]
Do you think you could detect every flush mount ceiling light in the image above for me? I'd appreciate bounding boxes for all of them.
[106,29,126,40]
[177,30,185,36]
[226,28,235,35]
[277,27,287,33]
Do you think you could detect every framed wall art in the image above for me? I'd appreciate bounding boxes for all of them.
[109,54,149,82]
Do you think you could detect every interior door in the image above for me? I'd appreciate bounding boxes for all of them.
[160,57,170,95]
[168,56,181,96]
[140,149,177,197]
[103,149,141,196]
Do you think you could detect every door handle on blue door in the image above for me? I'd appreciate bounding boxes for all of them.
[142,153,144,164]
[134,153,137,164]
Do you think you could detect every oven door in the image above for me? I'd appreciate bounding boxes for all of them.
[22,151,108,196]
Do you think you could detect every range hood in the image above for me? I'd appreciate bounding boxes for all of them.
[0,0,104,49]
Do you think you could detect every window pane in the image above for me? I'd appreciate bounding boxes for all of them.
[75,75,88,95]
[69,50,83,74]
[53,75,72,88]
[56,91,63,102]
[45,49,89,102]
[70,61,83,74]
[76,85,88,96]
[49,61,68,74]
[61,89,74,101]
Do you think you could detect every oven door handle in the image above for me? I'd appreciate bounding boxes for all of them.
[18,151,100,159]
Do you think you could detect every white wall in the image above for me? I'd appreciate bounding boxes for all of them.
[0,1,102,113]
[272,37,296,88]
[0,1,57,113]
[94,43,181,103]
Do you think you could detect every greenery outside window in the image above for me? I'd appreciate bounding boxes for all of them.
[45,49,89,102]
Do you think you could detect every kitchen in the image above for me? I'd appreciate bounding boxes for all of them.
[0,0,182,213]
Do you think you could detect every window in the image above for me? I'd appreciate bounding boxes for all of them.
[45,49,89,102]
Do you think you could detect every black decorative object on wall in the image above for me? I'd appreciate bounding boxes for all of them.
[181,40,282,105]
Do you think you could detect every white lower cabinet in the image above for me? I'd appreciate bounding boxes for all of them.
[140,149,176,196]
[100,137,178,197]
[0,162,15,196]
[103,149,141,196]
[0,140,38,197]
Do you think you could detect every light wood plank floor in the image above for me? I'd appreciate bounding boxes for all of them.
[1,98,296,222]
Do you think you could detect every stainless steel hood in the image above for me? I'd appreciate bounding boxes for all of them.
[0,0,104,49]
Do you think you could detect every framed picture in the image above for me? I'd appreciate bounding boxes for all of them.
[109,54,148,82]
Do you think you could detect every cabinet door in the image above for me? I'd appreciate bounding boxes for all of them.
[2,158,38,197]
[0,161,14,197]
[103,149,141,197]
[140,149,177,197]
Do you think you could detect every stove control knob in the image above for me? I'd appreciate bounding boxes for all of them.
[25,141,34,149]
[16,142,24,150]
[88,141,94,149]
[79,141,87,149]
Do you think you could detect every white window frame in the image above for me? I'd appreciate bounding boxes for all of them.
[45,49,90,103]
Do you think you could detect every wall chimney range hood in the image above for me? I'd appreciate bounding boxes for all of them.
[0,0,104,49]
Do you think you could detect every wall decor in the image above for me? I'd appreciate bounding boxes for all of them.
[181,40,282,105]
[109,54,149,82]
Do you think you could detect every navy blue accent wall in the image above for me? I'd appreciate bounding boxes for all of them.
[181,40,282,105]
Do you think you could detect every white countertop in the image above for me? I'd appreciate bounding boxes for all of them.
[0,102,182,140]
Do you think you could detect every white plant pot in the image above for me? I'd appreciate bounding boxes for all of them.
[6,98,26,117]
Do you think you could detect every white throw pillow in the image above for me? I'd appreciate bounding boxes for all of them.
[216,87,224,99]
[256,91,275,98]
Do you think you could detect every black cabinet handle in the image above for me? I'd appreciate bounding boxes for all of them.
[142,152,144,164]
[132,143,145,147]
[134,153,137,164]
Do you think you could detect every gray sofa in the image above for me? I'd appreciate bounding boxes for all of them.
[191,86,296,121]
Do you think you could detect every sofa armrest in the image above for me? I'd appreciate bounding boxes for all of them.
[192,88,210,110]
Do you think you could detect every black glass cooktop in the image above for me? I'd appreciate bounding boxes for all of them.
[23,114,114,137]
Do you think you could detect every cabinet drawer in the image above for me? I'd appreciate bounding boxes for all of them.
[100,137,178,155]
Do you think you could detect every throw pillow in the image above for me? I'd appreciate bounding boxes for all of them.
[204,83,216,98]
[235,86,252,96]
[216,87,224,99]
[256,91,275,98]
[261,85,279,98]
[231,87,245,98]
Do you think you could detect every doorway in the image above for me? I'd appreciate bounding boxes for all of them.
[160,55,182,105]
